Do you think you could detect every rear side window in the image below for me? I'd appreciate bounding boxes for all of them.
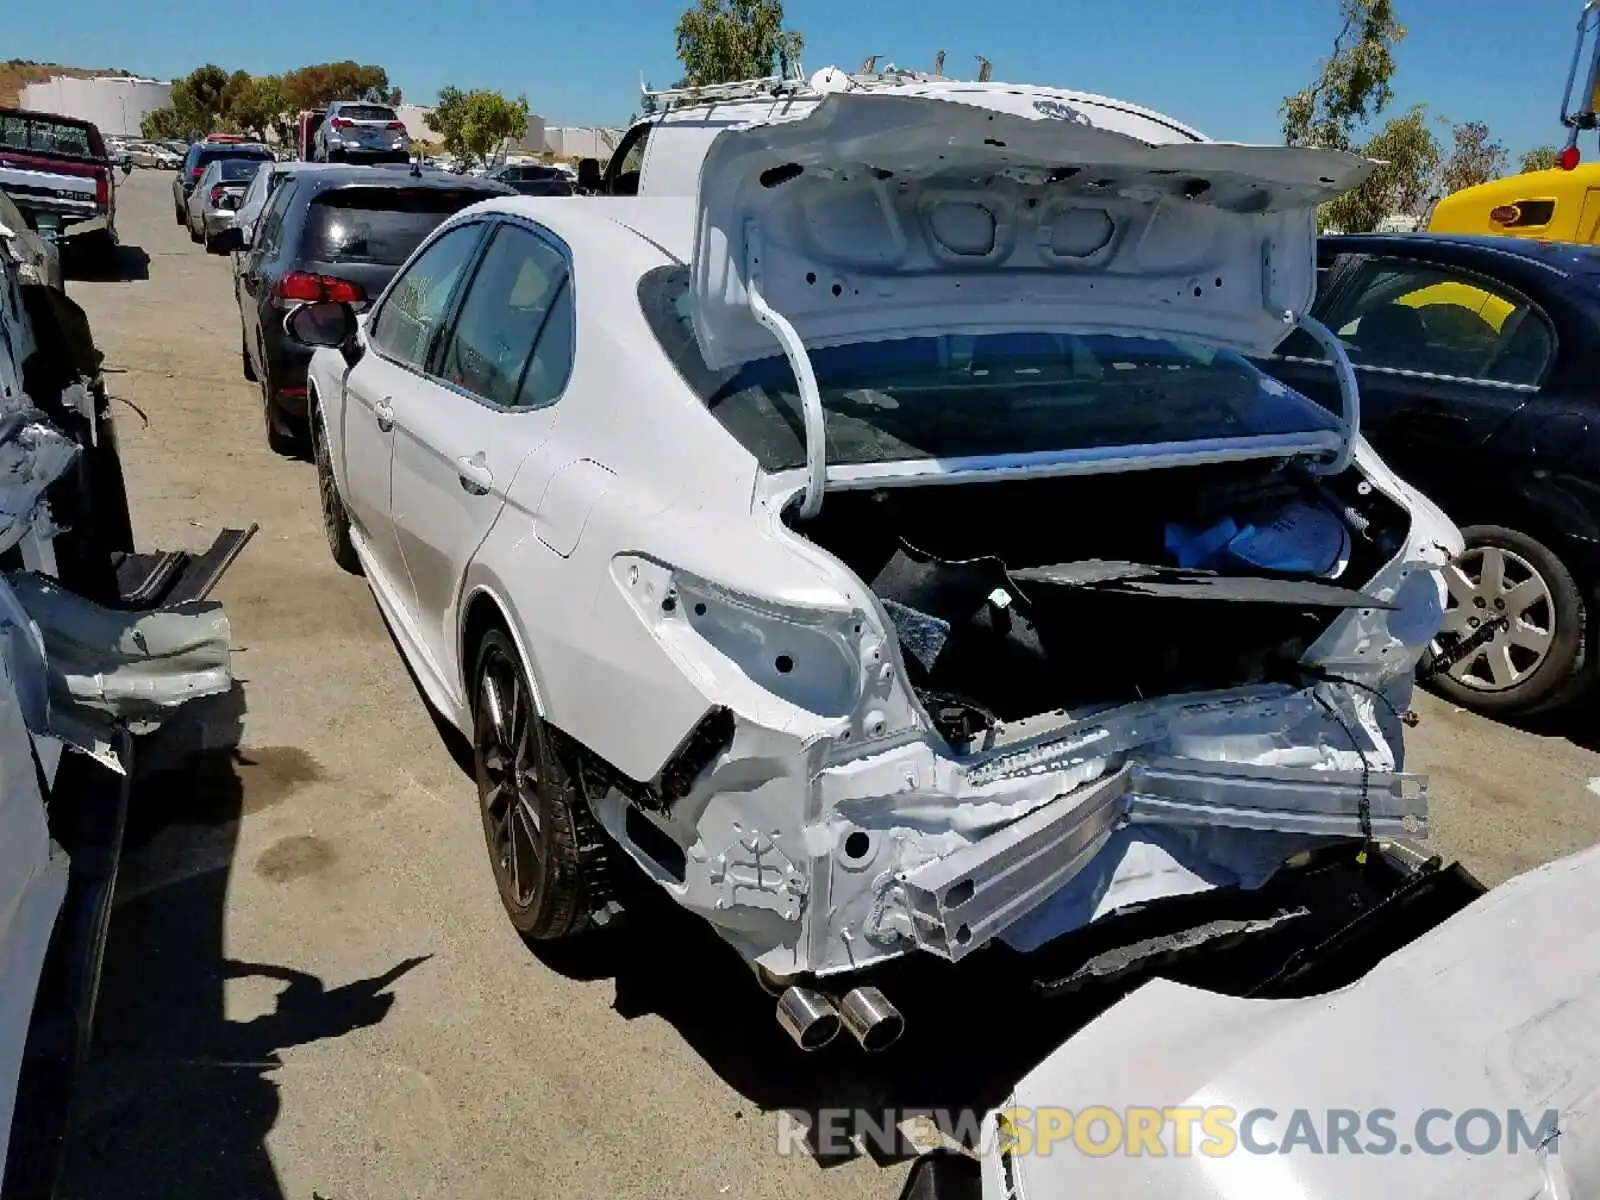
[335,105,398,123]
[300,187,487,266]
[434,224,571,407]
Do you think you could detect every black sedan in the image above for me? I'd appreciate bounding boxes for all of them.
[1258,233,1600,718]
[217,165,512,453]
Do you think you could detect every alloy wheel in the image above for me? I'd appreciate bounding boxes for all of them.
[1432,545,1555,692]
[476,645,543,908]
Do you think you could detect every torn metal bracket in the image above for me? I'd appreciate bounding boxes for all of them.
[745,220,828,519]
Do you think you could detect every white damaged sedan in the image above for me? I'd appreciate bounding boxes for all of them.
[289,75,1461,1052]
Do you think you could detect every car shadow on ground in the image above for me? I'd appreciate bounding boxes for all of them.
[529,881,1122,1166]
[57,685,425,1199]
[384,614,1124,1166]
[62,242,151,283]
[1500,691,1600,753]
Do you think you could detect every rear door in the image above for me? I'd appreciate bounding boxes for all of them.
[340,220,488,608]
[388,220,576,672]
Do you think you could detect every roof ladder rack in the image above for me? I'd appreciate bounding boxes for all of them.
[642,67,811,114]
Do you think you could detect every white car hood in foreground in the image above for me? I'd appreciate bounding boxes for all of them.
[990,843,1600,1198]
[689,89,1373,371]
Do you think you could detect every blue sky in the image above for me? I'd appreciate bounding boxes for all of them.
[14,0,1584,158]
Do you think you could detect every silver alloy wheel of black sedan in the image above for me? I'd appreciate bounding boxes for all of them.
[1422,524,1591,717]
[1434,544,1554,692]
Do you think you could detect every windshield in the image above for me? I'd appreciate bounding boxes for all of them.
[0,113,97,158]
[639,266,1338,471]
[302,187,485,265]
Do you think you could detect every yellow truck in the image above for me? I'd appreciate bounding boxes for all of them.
[1426,165,1600,240]
[1428,3,1600,241]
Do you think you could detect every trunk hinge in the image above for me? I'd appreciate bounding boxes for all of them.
[745,219,828,519]
[1290,311,1360,477]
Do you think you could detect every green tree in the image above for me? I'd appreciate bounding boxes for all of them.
[1284,1,1438,232]
[1321,105,1441,232]
[1518,144,1560,174]
[674,0,804,85]
[138,63,231,141]
[226,74,291,143]
[425,87,530,167]
[1439,120,1507,194]
[1283,0,1404,153]
[281,62,399,113]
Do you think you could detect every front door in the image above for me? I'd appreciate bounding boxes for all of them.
[340,220,487,607]
[390,220,577,676]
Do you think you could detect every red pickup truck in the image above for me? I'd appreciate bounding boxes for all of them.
[0,107,126,266]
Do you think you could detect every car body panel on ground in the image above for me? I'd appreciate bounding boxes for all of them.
[963,840,1599,1198]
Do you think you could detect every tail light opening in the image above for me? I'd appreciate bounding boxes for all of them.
[276,271,366,304]
[95,169,109,208]
[386,121,407,132]
[330,118,353,131]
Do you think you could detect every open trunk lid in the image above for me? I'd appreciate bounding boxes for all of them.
[689,90,1373,367]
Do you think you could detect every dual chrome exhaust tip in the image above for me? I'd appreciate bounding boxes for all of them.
[775,984,905,1053]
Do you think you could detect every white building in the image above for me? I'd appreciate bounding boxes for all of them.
[18,75,172,138]
[543,126,624,159]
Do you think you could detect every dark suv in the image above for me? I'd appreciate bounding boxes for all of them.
[221,165,512,452]
[172,139,273,224]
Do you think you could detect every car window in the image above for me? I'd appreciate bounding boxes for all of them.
[1308,260,1555,387]
[301,186,489,266]
[218,158,263,183]
[369,222,485,369]
[609,125,650,196]
[334,104,397,122]
[255,182,295,254]
[639,265,1338,471]
[435,224,570,407]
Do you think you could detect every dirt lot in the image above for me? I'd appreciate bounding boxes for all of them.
[49,169,1600,1199]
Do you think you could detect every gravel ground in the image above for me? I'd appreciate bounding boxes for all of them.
[48,169,1600,1200]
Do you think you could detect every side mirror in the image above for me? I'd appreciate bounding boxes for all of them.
[209,226,245,253]
[576,157,602,193]
[284,301,360,365]
[896,1151,982,1200]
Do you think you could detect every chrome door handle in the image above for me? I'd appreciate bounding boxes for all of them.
[456,454,493,496]
[374,397,394,432]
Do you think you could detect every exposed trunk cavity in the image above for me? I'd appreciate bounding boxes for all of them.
[787,461,1411,746]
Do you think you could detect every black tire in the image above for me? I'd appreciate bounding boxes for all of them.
[174,199,185,226]
[1421,523,1592,717]
[472,630,607,940]
[240,328,256,382]
[311,397,361,575]
[203,231,219,254]
[258,358,300,456]
[188,217,202,244]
